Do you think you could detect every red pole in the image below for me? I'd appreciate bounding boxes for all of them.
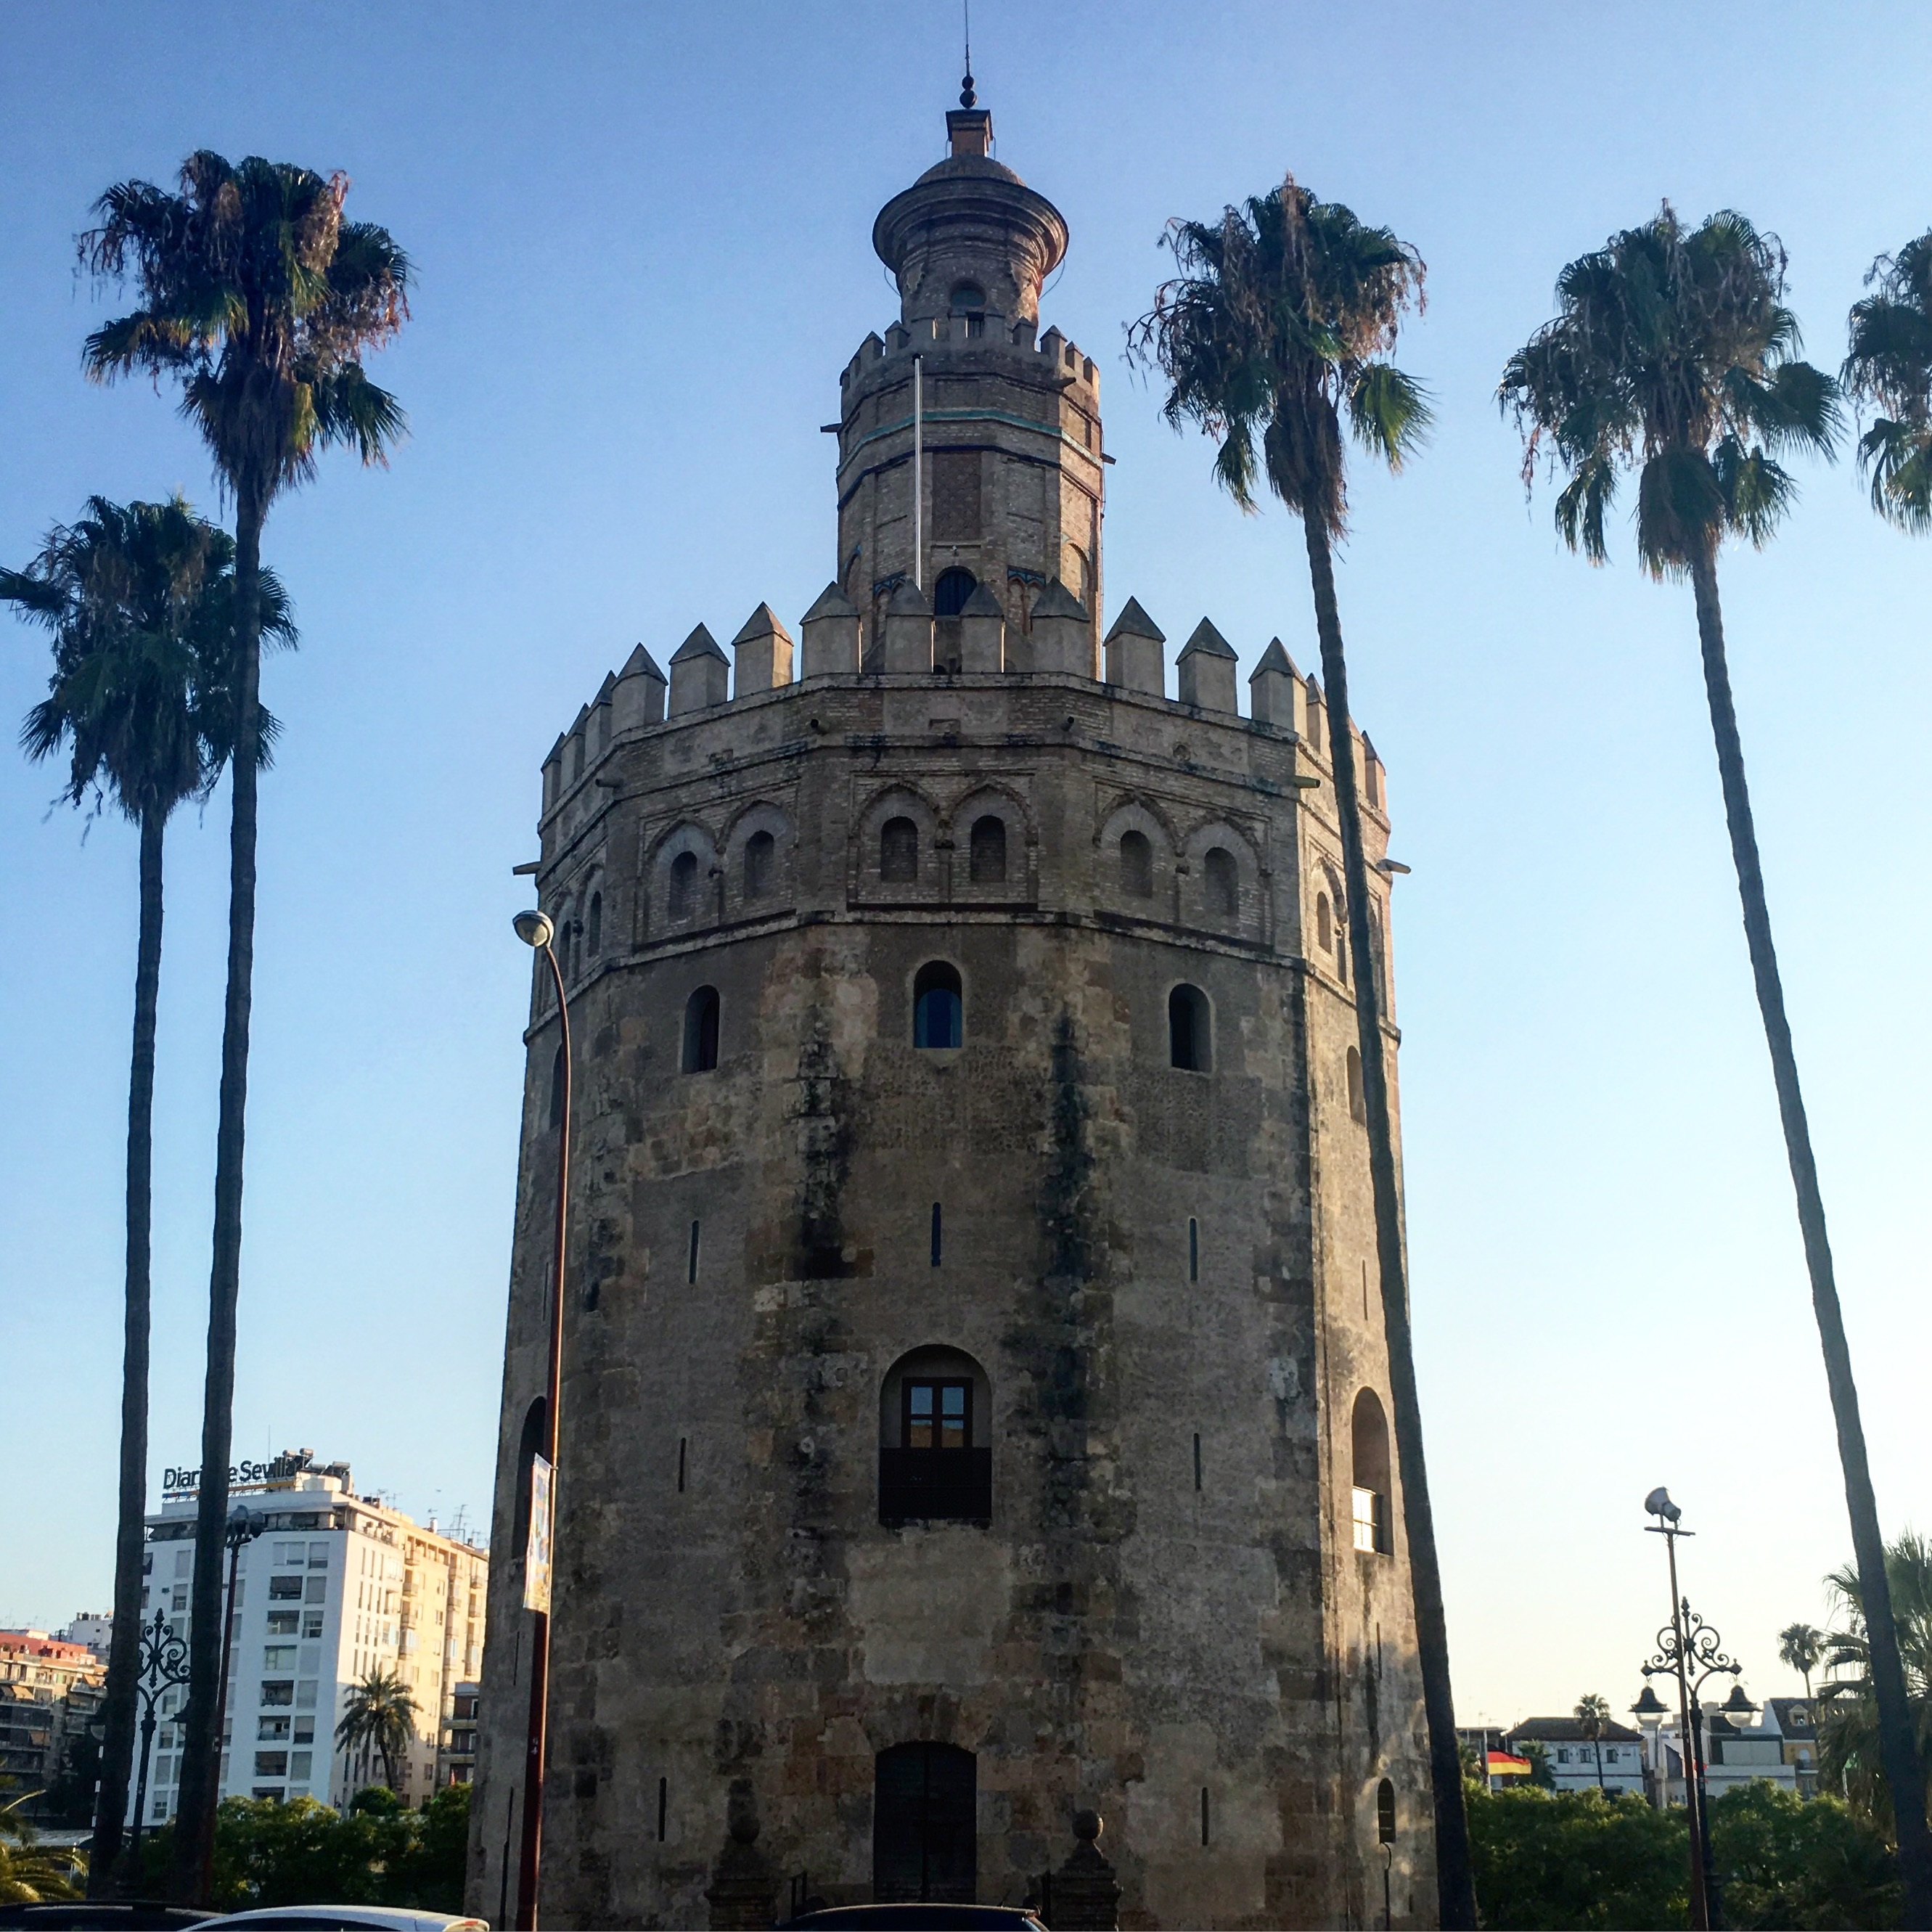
[516,939,570,1931]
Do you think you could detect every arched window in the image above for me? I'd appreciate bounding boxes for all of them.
[512,1396,547,1554]
[1168,984,1210,1073]
[1204,846,1237,920]
[669,850,697,920]
[1346,1046,1365,1123]
[1120,829,1153,899]
[914,962,962,1049]
[933,568,977,618]
[949,283,986,316]
[1377,1778,1396,1844]
[586,891,602,956]
[1317,892,1333,952]
[744,829,774,901]
[879,1346,991,1526]
[547,1044,566,1131]
[881,816,919,885]
[874,1742,977,1903]
[1351,1388,1391,1555]
[682,986,719,1073]
[968,814,1007,884]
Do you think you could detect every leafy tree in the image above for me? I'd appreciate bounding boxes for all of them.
[1576,1693,1613,1792]
[131,1786,468,1913]
[0,1796,85,1903]
[1781,1621,1827,1702]
[1520,1739,1557,1791]
[1710,1780,1902,1930]
[79,151,409,1901]
[1467,1785,1687,1931]
[1499,205,1932,1921]
[1818,1531,1932,1836]
[3,495,292,1893]
[1129,177,1475,1929]
[1842,232,1932,533]
[335,1669,421,1793]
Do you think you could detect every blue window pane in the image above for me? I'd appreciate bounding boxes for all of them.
[915,986,962,1049]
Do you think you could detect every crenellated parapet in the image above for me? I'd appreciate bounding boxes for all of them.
[538,593,1388,827]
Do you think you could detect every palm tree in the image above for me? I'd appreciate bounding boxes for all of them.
[0,1796,84,1904]
[1843,232,1932,532]
[3,496,292,1895]
[1500,204,1932,1923]
[335,1670,421,1795]
[1817,1533,1932,1833]
[1131,180,1477,1929]
[79,152,409,1899]
[1576,1692,1612,1791]
[1780,1621,1827,1703]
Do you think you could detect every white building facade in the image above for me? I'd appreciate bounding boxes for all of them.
[133,1452,487,1822]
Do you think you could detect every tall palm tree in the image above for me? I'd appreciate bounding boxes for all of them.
[1575,1692,1612,1791]
[79,152,409,1899]
[335,1669,421,1796]
[3,495,292,1896]
[1818,1533,1932,1833]
[1500,204,1932,1923]
[1780,1621,1827,1703]
[1843,231,1932,533]
[1131,180,1478,1928]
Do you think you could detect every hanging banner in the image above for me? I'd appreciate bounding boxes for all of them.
[522,1454,554,1613]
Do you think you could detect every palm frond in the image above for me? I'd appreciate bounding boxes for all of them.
[1347,362,1432,469]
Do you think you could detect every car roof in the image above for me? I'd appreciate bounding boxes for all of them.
[781,1910,1045,1929]
[205,1912,487,1932]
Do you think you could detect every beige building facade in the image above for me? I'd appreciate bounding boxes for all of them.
[472,101,1433,1930]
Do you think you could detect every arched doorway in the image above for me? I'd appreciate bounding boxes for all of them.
[873,1742,976,1902]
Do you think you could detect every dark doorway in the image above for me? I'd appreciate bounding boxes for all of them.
[873,1742,976,1902]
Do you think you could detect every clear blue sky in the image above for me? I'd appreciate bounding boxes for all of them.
[3,1,1925,1727]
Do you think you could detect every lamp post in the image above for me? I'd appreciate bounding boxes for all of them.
[512,907,570,1932]
[126,1606,190,1882]
[1631,1682,1669,1809]
[1642,1488,1740,1931]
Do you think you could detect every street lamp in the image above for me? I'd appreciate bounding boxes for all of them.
[1642,1489,1740,1931]
[194,1506,264,1899]
[127,1606,190,1878]
[512,906,570,1932]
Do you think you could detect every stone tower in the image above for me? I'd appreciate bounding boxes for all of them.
[470,101,1435,1932]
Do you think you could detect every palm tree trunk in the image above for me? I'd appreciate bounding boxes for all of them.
[171,483,266,1905]
[89,804,164,1896]
[1688,543,1932,1924]
[1303,512,1478,1929]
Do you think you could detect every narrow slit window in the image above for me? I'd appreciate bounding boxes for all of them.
[930,1203,943,1268]
[1192,1433,1203,1491]
[969,814,1007,885]
[687,1220,700,1285]
[586,891,602,956]
[1200,1788,1211,1848]
[682,986,719,1073]
[744,828,774,901]
[1377,1778,1396,1844]
[1188,1217,1199,1283]
[547,1044,565,1131]
[1168,986,1210,1072]
[1346,1046,1365,1123]
[658,1776,668,1843]
[880,816,919,884]
[676,1438,687,1494]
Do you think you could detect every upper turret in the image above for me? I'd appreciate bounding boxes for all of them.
[870,109,1068,329]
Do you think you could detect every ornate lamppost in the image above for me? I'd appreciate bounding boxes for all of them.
[126,1605,190,1878]
[1642,1488,1740,1931]
[512,906,570,1931]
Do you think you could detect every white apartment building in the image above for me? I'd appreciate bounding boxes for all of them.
[132,1451,487,1822]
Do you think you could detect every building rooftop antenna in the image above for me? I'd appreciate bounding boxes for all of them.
[960,0,975,107]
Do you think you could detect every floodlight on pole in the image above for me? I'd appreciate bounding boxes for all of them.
[512,906,570,1931]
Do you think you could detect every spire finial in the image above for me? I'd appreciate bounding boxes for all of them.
[960,0,975,107]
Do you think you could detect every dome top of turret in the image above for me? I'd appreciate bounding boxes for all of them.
[872,107,1068,328]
